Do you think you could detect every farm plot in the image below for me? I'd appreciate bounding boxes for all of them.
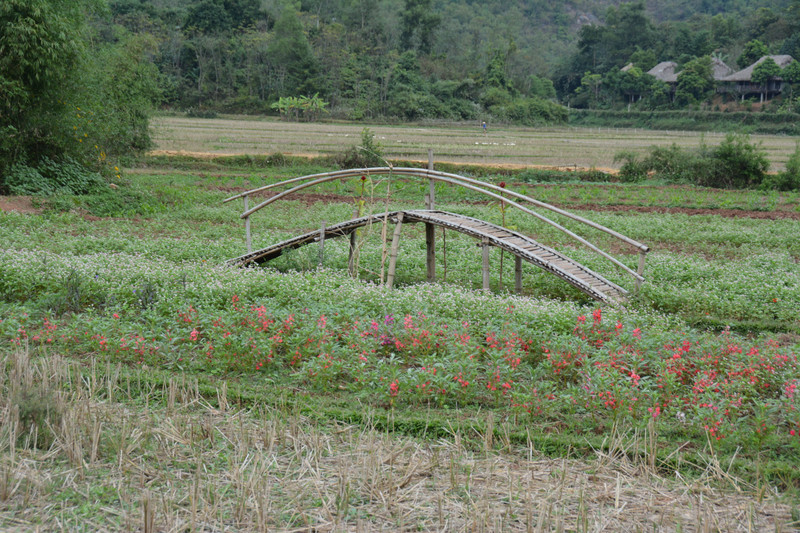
[151,115,800,170]
[2,157,800,531]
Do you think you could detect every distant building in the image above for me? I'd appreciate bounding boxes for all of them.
[646,61,679,84]
[718,55,795,101]
[710,57,734,80]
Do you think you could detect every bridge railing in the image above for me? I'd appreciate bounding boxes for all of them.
[222,167,650,288]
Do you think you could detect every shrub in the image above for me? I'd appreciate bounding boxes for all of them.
[627,135,771,189]
[613,151,647,182]
[333,128,385,168]
[701,133,769,189]
[4,157,105,196]
[763,143,800,191]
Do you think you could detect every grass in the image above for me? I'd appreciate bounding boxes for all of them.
[2,125,800,530]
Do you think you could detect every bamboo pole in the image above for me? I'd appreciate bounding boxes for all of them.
[318,221,326,267]
[386,213,405,288]
[348,210,358,277]
[243,195,252,254]
[426,149,436,282]
[482,238,490,291]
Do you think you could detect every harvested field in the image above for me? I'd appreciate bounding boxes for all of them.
[151,116,800,170]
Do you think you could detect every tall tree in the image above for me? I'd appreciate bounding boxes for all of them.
[1,0,94,169]
[737,39,769,68]
[269,7,322,97]
[675,56,714,105]
[399,0,440,54]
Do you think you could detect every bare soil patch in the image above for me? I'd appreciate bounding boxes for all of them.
[0,196,42,215]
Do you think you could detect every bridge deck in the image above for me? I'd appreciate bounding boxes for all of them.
[227,210,628,304]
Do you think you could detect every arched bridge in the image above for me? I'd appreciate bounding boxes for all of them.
[223,165,650,305]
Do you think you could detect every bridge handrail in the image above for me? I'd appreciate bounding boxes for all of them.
[223,167,646,282]
[223,167,649,253]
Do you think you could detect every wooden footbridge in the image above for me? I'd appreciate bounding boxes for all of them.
[223,162,649,305]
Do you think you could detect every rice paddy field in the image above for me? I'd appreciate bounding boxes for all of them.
[2,118,800,531]
[151,115,800,170]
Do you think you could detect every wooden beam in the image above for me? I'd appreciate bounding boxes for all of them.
[515,255,523,294]
[386,213,405,288]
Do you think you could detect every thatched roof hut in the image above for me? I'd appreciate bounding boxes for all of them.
[721,55,794,82]
[646,61,678,83]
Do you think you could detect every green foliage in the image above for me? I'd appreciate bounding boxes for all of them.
[737,39,769,68]
[751,57,782,87]
[782,60,800,84]
[4,157,106,196]
[490,96,568,126]
[675,56,714,106]
[271,94,329,121]
[0,0,158,195]
[619,134,770,189]
[706,133,769,189]
[613,151,648,182]
[763,143,800,191]
[399,0,441,54]
[527,75,556,99]
[333,127,385,168]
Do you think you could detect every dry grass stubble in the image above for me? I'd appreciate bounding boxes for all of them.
[0,347,795,532]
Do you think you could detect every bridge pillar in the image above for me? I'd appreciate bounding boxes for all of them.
[425,149,436,282]
[348,209,358,277]
[243,195,252,254]
[515,256,523,294]
[482,238,491,291]
[386,213,405,288]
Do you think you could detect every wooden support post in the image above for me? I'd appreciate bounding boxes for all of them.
[427,148,435,208]
[386,213,405,288]
[636,250,647,290]
[425,149,436,282]
[348,209,358,277]
[515,256,523,294]
[243,195,252,254]
[318,221,326,267]
[482,238,490,291]
[426,223,436,282]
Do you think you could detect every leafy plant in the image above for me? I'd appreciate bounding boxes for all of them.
[333,127,385,168]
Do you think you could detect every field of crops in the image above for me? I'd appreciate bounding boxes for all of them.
[2,122,800,531]
[152,115,800,170]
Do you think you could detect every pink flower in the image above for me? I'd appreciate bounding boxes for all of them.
[113,313,119,319]
[190,328,199,341]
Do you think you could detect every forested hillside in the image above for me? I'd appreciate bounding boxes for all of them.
[104,0,800,122]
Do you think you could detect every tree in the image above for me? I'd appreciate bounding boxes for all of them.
[0,0,159,193]
[268,7,322,97]
[752,57,782,102]
[783,60,800,85]
[577,72,603,108]
[752,57,782,86]
[399,0,440,54]
[737,39,768,69]
[675,56,714,106]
